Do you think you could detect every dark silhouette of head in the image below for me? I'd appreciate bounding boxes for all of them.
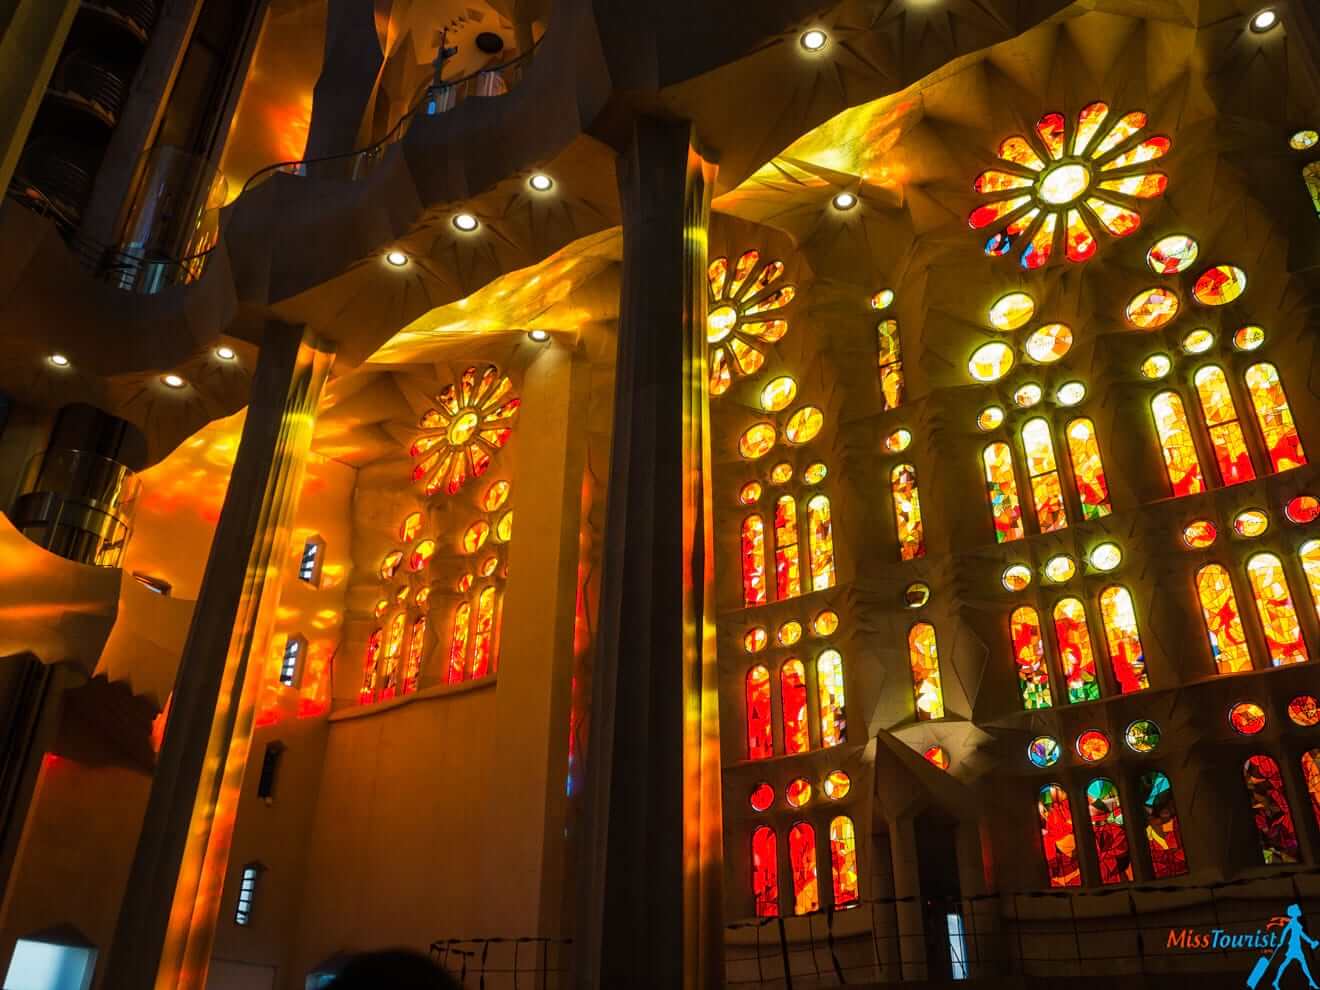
[330,949,461,989]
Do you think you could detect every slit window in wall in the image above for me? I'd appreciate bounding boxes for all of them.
[817,649,846,746]
[1038,784,1081,887]
[1306,162,1320,216]
[279,634,306,688]
[402,616,427,694]
[1099,586,1149,694]
[359,628,382,704]
[1243,754,1300,864]
[1021,418,1067,532]
[1151,392,1206,497]
[1245,553,1309,666]
[1011,605,1053,710]
[470,586,498,678]
[1192,366,1255,485]
[1195,564,1253,674]
[256,742,285,801]
[982,442,1025,543]
[752,826,779,917]
[1302,750,1320,832]
[742,515,768,606]
[1052,598,1100,703]
[877,319,904,410]
[1063,418,1112,519]
[746,665,774,760]
[781,659,810,754]
[447,602,473,683]
[774,496,802,600]
[298,536,326,585]
[788,821,819,914]
[1140,771,1189,878]
[235,863,263,925]
[908,622,945,720]
[890,463,925,560]
[805,494,836,591]
[1244,363,1307,473]
[1085,778,1133,884]
[1301,541,1320,628]
[829,816,859,908]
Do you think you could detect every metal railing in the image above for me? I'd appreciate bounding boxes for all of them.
[429,936,571,988]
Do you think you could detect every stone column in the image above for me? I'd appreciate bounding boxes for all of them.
[102,322,333,990]
[0,0,80,193]
[889,813,928,981]
[575,116,723,990]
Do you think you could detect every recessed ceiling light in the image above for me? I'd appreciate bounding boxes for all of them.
[452,213,479,232]
[528,329,550,342]
[385,249,409,267]
[161,374,186,389]
[528,173,553,192]
[215,346,236,361]
[832,191,858,210]
[1250,7,1278,31]
[48,353,70,368]
[800,28,828,51]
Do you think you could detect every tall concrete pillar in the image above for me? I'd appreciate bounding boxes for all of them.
[102,322,334,990]
[0,0,80,194]
[575,116,724,990]
[889,813,928,981]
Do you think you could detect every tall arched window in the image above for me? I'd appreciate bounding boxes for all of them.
[877,319,904,411]
[829,816,860,908]
[1301,750,1320,832]
[381,613,406,698]
[1022,418,1067,532]
[1192,365,1255,485]
[360,628,383,704]
[1038,784,1082,888]
[1064,418,1112,519]
[890,464,925,560]
[1243,754,1300,864]
[752,826,779,917]
[1300,540,1320,626]
[908,622,945,720]
[1139,771,1188,878]
[1306,162,1320,216]
[816,649,847,747]
[746,665,773,760]
[1194,564,1253,674]
[402,616,427,694]
[788,821,819,914]
[774,496,802,600]
[447,602,472,684]
[983,442,1025,543]
[805,494,836,591]
[1244,363,1306,473]
[1052,598,1100,703]
[1085,778,1133,885]
[1099,586,1149,693]
[1245,553,1309,666]
[1151,391,1206,497]
[471,586,498,678]
[1010,605,1053,710]
[781,659,810,754]
[742,515,768,607]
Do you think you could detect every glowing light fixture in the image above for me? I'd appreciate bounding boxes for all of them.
[528,329,550,342]
[47,353,70,368]
[1249,7,1278,31]
[831,191,857,211]
[452,213,480,232]
[215,346,236,361]
[800,28,828,51]
[528,173,554,192]
[385,249,409,267]
[162,374,186,389]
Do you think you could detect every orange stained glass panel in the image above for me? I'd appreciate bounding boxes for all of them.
[999,135,1045,170]
[1053,598,1100,703]
[1035,111,1066,159]
[1301,541,1320,629]
[1064,209,1096,263]
[890,464,926,561]
[742,515,768,607]
[1101,135,1171,170]
[983,442,1025,543]
[1097,173,1168,198]
[1039,784,1082,888]
[1021,211,1058,270]
[1126,287,1180,328]
[877,320,904,411]
[1244,754,1300,864]
[447,603,471,683]
[1246,553,1309,665]
[1192,265,1247,306]
[781,659,810,754]
[969,195,1031,230]
[1303,750,1320,832]
[1100,586,1149,694]
[380,613,406,698]
[1193,366,1255,485]
[1195,564,1253,674]
[789,822,820,914]
[1151,392,1206,497]
[817,649,847,747]
[1084,198,1141,238]
[1086,777,1134,885]
[1245,363,1307,473]
[1091,110,1147,158]
[1064,418,1112,520]
[740,424,777,460]
[785,406,824,445]
[1073,101,1109,155]
[909,622,945,720]
[402,616,427,694]
[829,816,860,908]
[470,586,497,678]
[1022,418,1067,533]
[409,539,437,571]
[746,665,774,760]
[752,826,779,917]
[1011,605,1053,710]
[359,628,382,704]
[974,169,1034,194]
[806,494,837,592]
[775,496,802,601]
[400,511,423,541]
[481,479,511,511]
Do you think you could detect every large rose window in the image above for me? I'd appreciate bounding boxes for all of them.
[706,250,795,396]
[410,365,520,496]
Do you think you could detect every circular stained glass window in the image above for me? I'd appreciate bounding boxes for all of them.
[784,406,823,444]
[1286,496,1320,525]
[1014,383,1043,408]
[885,428,912,453]
[743,627,767,653]
[1124,719,1161,753]
[739,424,776,459]
[760,376,798,412]
[871,289,895,310]
[1146,234,1199,274]
[1140,354,1172,379]
[1076,730,1111,763]
[1234,325,1266,352]
[904,582,931,608]
[1193,265,1247,306]
[373,598,389,618]
[978,405,1005,431]
[1230,701,1266,735]
[462,521,490,554]
[1028,736,1061,768]
[1182,519,1217,548]
[380,550,404,579]
[969,342,1015,382]
[479,555,500,577]
[409,539,437,570]
[770,462,793,484]
[1089,542,1122,571]
[824,769,852,798]
[786,777,812,808]
[1126,287,1180,329]
[988,292,1035,331]
[1288,695,1320,727]
[1291,130,1320,151]
[803,462,828,484]
[482,480,511,512]
[813,610,840,637]
[1056,381,1086,407]
[739,481,762,505]
[457,574,474,593]
[777,621,803,646]
[1025,323,1073,363]
[1044,554,1077,583]
[924,745,951,770]
[1181,329,1214,354]
[400,511,423,542]
[1002,563,1033,592]
[750,782,774,812]
[1233,509,1269,538]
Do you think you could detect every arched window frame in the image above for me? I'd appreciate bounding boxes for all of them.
[745,665,774,760]
[1243,754,1301,864]
[1010,605,1053,710]
[816,649,846,747]
[1193,563,1253,674]
[890,463,925,561]
[741,514,768,607]
[805,494,837,591]
[1139,770,1189,879]
[752,826,779,918]
[982,441,1025,543]
[1062,418,1112,520]
[1244,552,1310,666]
[788,821,820,915]
[1021,417,1068,533]
[1191,364,1256,486]
[877,319,904,411]
[360,628,383,704]
[774,495,802,601]
[829,815,860,908]
[1085,777,1133,885]
[1243,362,1307,474]
[1150,390,1206,497]
[1098,585,1149,694]
[908,622,945,720]
[1038,783,1082,888]
[1051,597,1100,703]
[780,659,810,755]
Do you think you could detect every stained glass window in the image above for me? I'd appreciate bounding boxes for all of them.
[817,649,847,747]
[1243,754,1300,864]
[1099,586,1148,693]
[829,816,859,908]
[742,515,768,607]
[447,603,471,684]
[1306,163,1320,216]
[1022,418,1067,532]
[774,496,802,601]
[788,822,819,914]
[752,826,779,917]
[877,320,904,411]
[1011,606,1053,710]
[781,659,810,754]
[983,443,1025,542]
[379,613,406,698]
[360,628,382,704]
[806,495,836,591]
[1192,366,1255,486]
[470,586,498,678]
[411,366,518,495]
[1245,553,1309,665]
[1064,419,1112,519]
[1140,771,1189,879]
[909,622,945,720]
[1301,541,1320,627]
[1244,363,1306,473]
[1194,564,1253,674]
[746,665,773,760]
[402,616,427,694]
[707,251,794,396]
[1086,778,1133,885]
[1151,392,1206,497]
[1052,598,1100,703]
[1302,750,1320,832]
[890,464,925,560]
[1038,784,1082,888]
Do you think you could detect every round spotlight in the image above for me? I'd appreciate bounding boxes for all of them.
[452,213,479,232]
[1250,7,1278,31]
[528,173,554,192]
[385,249,409,267]
[47,353,70,368]
[832,191,858,211]
[215,346,236,361]
[161,374,186,389]
[528,329,550,342]
[800,28,828,51]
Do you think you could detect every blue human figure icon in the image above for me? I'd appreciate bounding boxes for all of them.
[1273,904,1319,990]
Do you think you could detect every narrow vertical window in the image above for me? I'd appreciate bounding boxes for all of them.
[1052,598,1100,703]
[788,821,820,914]
[471,586,498,678]
[742,515,768,606]
[380,613,406,698]
[235,863,262,925]
[279,634,305,688]
[774,496,802,600]
[752,826,779,917]
[1038,784,1082,888]
[359,628,382,704]
[1011,606,1053,710]
[1192,366,1256,485]
[402,616,427,694]
[256,742,284,800]
[746,665,774,760]
[1306,162,1320,216]
[298,536,325,585]
[982,442,1025,542]
[1151,392,1206,497]
[1099,586,1149,693]
[1245,552,1309,666]
[829,816,859,908]
[1244,363,1306,472]
[877,319,904,411]
[1194,564,1253,674]
[447,602,472,684]
[1302,750,1320,833]
[816,649,846,747]
[1085,778,1133,885]
[1243,754,1300,864]
[1021,418,1067,532]
[1139,771,1189,879]
[890,463,925,561]
[1300,540,1320,627]
[805,494,836,591]
[1064,418,1112,519]
[781,660,810,754]
[908,622,945,720]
